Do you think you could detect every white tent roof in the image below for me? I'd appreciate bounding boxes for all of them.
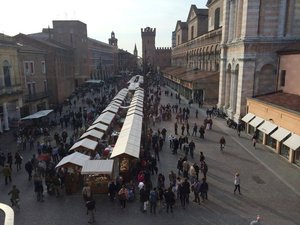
[81,160,114,174]
[130,101,143,108]
[21,110,53,120]
[69,138,98,151]
[55,152,90,169]
[241,113,255,123]
[110,135,140,159]
[283,133,300,150]
[271,127,291,142]
[249,116,264,128]
[80,129,104,140]
[87,123,108,132]
[102,104,119,114]
[127,110,143,117]
[93,111,115,125]
[257,120,278,135]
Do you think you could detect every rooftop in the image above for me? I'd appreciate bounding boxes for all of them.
[256,92,300,113]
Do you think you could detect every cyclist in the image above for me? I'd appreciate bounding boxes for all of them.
[8,185,20,209]
[219,136,226,151]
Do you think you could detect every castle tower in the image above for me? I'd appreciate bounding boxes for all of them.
[134,44,138,58]
[141,27,156,72]
[109,31,118,47]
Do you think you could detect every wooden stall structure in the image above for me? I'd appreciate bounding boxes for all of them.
[55,152,90,193]
[81,160,114,194]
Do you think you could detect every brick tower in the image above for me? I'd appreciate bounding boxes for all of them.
[141,27,156,73]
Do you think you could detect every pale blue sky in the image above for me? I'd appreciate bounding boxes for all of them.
[0,0,207,56]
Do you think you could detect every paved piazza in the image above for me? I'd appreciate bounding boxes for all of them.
[0,86,299,225]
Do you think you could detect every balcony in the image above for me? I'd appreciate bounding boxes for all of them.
[24,91,51,102]
[0,85,22,97]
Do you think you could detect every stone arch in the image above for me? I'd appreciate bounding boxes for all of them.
[2,60,12,87]
[254,64,276,95]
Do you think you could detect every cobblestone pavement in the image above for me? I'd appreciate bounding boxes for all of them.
[0,85,300,225]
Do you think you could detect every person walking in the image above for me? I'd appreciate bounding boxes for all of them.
[192,123,198,136]
[219,136,226,151]
[8,185,20,209]
[85,198,96,224]
[234,173,241,194]
[200,177,209,201]
[14,152,23,171]
[82,183,92,202]
[25,160,33,181]
[139,185,148,212]
[174,122,178,135]
[34,174,44,202]
[189,140,195,159]
[164,187,175,213]
[252,133,258,149]
[2,164,12,185]
[192,179,201,205]
[186,122,190,136]
[118,185,128,208]
[181,124,185,136]
[199,125,205,139]
[149,187,158,214]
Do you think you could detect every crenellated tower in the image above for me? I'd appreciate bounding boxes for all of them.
[141,27,156,72]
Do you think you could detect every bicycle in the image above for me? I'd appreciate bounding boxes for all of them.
[11,198,20,210]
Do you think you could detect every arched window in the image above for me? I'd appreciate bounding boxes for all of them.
[3,60,12,87]
[214,8,221,29]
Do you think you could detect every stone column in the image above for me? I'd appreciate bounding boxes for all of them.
[217,58,227,109]
[228,0,236,42]
[278,0,287,37]
[276,141,281,154]
[229,72,235,112]
[3,102,9,131]
[224,70,231,108]
[288,149,295,163]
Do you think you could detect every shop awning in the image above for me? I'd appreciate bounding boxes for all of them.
[257,120,278,135]
[283,133,300,150]
[69,138,98,152]
[87,123,108,132]
[80,129,104,140]
[93,111,115,125]
[270,127,291,142]
[55,152,90,169]
[241,113,256,123]
[81,160,114,175]
[21,109,53,120]
[249,116,264,128]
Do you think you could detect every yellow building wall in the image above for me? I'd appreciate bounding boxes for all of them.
[247,99,300,136]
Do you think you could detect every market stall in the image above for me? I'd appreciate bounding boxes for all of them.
[79,129,104,142]
[110,113,143,182]
[87,123,109,133]
[69,138,98,155]
[93,111,116,126]
[55,152,90,193]
[81,160,114,194]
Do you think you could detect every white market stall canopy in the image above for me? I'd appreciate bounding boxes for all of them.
[102,104,119,114]
[55,152,90,169]
[241,113,255,123]
[80,129,104,140]
[110,134,141,159]
[21,109,53,120]
[87,123,108,133]
[270,127,291,142]
[257,120,278,135]
[129,105,143,113]
[127,110,143,117]
[69,138,98,152]
[283,133,300,150]
[93,111,116,125]
[128,82,140,91]
[81,160,114,175]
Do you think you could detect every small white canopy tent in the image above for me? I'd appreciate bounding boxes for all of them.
[21,110,53,120]
[55,152,90,169]
[81,160,114,175]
